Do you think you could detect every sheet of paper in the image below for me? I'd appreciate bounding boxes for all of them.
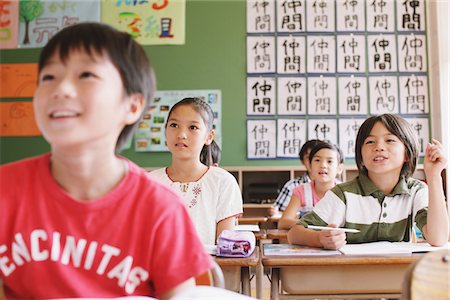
[339,242,450,255]
[339,242,412,255]
[235,224,260,232]
[264,244,341,256]
[204,244,217,256]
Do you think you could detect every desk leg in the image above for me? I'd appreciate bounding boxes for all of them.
[270,268,279,300]
[241,267,251,296]
[256,261,263,299]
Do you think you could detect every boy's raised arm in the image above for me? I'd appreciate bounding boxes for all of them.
[422,139,449,246]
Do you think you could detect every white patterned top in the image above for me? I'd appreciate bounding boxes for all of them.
[150,166,243,245]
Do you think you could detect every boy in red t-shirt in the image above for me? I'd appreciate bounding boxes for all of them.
[0,22,211,299]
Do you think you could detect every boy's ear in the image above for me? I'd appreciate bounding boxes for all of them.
[204,129,215,145]
[337,163,344,175]
[125,93,145,124]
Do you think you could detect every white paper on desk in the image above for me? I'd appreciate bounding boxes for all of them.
[235,224,260,232]
[264,244,341,256]
[339,242,411,255]
[339,241,450,255]
[392,242,450,253]
[204,244,217,255]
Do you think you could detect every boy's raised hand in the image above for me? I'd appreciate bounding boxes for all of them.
[424,139,447,178]
[318,224,347,250]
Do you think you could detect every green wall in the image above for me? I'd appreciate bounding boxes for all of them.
[0,0,303,167]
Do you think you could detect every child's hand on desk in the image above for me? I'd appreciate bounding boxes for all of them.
[318,224,347,250]
[268,205,279,217]
[424,139,447,178]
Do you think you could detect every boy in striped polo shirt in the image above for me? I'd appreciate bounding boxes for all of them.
[288,114,448,249]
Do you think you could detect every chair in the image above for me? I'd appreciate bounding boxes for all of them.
[402,249,450,300]
[195,260,225,288]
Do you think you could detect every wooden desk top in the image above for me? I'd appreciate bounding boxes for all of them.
[215,246,260,267]
[262,244,421,267]
[238,217,268,224]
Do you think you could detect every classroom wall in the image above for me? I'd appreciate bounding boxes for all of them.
[0,0,447,169]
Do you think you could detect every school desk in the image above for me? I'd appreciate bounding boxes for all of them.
[215,246,262,298]
[262,244,421,300]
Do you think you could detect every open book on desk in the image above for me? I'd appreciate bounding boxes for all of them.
[339,241,450,255]
[264,244,341,256]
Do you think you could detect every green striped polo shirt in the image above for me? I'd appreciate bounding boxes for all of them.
[298,173,428,243]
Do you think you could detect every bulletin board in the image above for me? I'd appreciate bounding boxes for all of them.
[246,0,430,160]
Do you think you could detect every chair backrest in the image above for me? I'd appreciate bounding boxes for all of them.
[195,260,225,288]
[402,249,450,300]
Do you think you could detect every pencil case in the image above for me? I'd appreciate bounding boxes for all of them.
[216,230,256,257]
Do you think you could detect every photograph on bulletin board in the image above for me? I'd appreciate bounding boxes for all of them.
[134,90,222,152]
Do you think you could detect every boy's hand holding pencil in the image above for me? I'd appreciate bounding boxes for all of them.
[316,224,348,250]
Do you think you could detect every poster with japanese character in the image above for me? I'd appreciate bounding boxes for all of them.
[247,119,276,159]
[307,76,337,115]
[336,0,365,32]
[277,35,306,74]
[406,117,429,156]
[247,77,276,115]
[247,0,275,33]
[338,76,367,115]
[369,76,399,114]
[399,75,428,114]
[397,34,427,72]
[338,118,365,158]
[277,0,305,32]
[337,34,366,73]
[396,0,425,31]
[306,0,335,32]
[366,0,395,32]
[367,34,398,72]
[306,35,336,73]
[102,0,185,45]
[277,77,306,115]
[308,119,337,145]
[247,36,276,73]
[277,118,306,158]
[18,0,100,48]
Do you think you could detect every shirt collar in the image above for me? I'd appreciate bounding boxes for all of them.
[358,173,410,197]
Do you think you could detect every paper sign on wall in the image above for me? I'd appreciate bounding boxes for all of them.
[0,101,40,136]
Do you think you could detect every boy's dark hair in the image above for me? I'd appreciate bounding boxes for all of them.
[200,140,221,166]
[355,114,419,178]
[308,141,344,164]
[37,22,156,152]
[298,139,321,163]
[166,97,216,165]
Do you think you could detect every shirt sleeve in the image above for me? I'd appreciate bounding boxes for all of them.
[216,172,243,222]
[275,180,298,211]
[150,200,212,296]
[412,184,428,232]
[298,190,347,227]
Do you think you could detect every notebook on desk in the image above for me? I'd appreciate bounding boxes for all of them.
[264,244,341,256]
[339,241,450,255]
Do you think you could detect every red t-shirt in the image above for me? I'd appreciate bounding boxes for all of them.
[0,154,212,298]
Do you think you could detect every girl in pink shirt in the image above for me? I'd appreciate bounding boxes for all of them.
[278,141,344,230]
